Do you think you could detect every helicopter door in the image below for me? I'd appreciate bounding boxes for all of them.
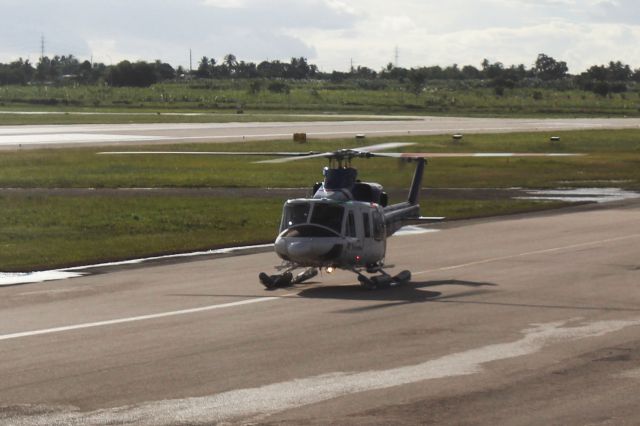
[362,210,386,263]
[345,210,363,251]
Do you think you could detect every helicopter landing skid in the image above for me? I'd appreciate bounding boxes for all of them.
[355,269,411,290]
[259,268,318,290]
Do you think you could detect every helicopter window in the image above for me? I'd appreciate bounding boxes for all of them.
[362,213,371,238]
[310,203,344,233]
[372,211,385,241]
[346,211,356,238]
[282,203,310,230]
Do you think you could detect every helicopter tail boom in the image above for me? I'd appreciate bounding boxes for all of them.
[384,202,420,236]
[383,157,428,236]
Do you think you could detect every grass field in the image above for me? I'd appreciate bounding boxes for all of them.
[1,129,639,189]
[0,193,567,272]
[0,111,396,126]
[1,129,638,272]
[0,195,283,271]
[2,80,640,121]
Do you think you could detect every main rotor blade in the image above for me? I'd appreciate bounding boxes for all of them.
[256,151,335,164]
[256,142,417,164]
[369,152,585,159]
[351,142,416,152]
[98,146,582,163]
[98,151,319,157]
[99,142,419,164]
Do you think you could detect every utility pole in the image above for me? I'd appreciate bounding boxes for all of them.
[189,48,192,73]
[394,45,399,68]
[40,34,45,61]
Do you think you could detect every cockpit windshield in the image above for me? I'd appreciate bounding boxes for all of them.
[310,203,344,233]
[281,201,345,234]
[282,202,310,230]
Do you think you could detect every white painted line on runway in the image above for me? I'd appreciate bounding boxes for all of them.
[0,243,274,286]
[64,243,275,271]
[12,317,640,425]
[413,233,640,276]
[4,122,634,147]
[0,296,286,342]
[0,271,85,286]
[4,233,636,342]
[167,125,606,141]
[0,133,167,145]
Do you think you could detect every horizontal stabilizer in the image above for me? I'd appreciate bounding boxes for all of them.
[400,216,446,226]
[418,216,445,221]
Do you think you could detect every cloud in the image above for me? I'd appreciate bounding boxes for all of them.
[287,0,640,71]
[1,0,639,72]
[0,0,357,67]
[589,0,640,24]
[203,0,248,8]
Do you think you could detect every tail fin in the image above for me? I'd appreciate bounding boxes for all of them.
[407,158,425,205]
[383,158,426,237]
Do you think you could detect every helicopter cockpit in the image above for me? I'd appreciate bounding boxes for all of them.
[280,200,344,236]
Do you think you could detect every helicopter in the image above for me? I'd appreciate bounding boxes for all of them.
[100,142,579,290]
[256,142,432,290]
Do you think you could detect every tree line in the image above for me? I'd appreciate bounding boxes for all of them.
[1,53,640,96]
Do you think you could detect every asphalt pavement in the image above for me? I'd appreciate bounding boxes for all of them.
[2,115,640,149]
[1,199,640,424]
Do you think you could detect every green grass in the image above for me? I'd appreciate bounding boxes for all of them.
[1,129,639,190]
[0,195,284,271]
[2,81,640,119]
[0,193,567,272]
[0,111,394,126]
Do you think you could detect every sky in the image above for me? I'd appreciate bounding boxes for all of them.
[2,0,640,73]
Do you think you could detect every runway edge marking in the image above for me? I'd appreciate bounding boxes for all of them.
[0,296,289,342]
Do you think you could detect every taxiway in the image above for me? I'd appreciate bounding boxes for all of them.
[1,199,639,424]
[2,115,640,149]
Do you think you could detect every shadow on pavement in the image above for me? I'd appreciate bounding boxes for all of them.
[297,279,498,313]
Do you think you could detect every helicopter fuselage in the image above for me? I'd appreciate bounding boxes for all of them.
[274,198,387,269]
[273,159,425,273]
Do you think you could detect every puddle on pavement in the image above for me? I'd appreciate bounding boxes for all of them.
[0,271,86,286]
[517,187,640,203]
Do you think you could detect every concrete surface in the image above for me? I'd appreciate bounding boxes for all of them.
[2,115,640,149]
